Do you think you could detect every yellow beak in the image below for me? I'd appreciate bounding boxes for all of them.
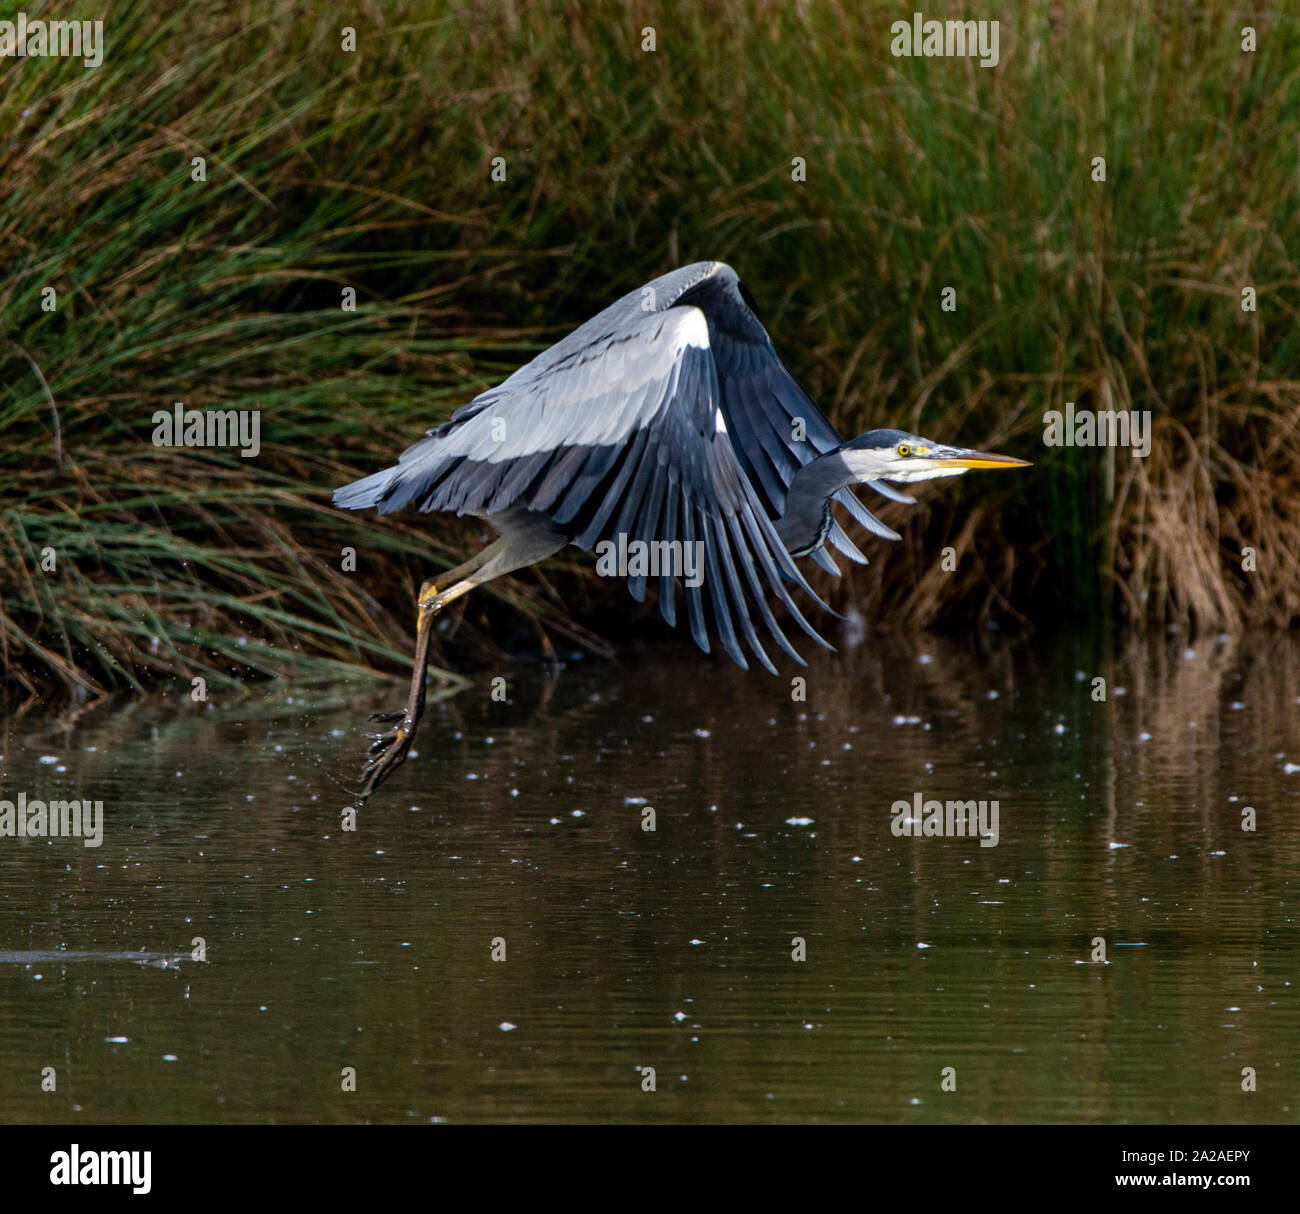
[927,448,1032,470]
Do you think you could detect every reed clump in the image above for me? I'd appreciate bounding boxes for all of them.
[2,1,1297,694]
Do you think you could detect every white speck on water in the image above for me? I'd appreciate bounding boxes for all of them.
[499,1022,517,1032]
[785,816,814,826]
[694,728,711,738]
[105,1036,128,1044]
[39,755,59,765]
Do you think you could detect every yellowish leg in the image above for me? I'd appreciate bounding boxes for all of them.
[355,546,500,806]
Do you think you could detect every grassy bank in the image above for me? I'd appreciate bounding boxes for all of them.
[2,0,1298,696]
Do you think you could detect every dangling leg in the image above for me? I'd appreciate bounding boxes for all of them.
[365,547,498,727]
[350,509,570,808]
[354,542,503,806]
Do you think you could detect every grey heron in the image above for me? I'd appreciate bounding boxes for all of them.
[335,261,1028,803]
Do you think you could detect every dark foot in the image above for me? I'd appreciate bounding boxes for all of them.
[354,715,417,807]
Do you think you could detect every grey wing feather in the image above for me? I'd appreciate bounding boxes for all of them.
[335,297,833,670]
[673,263,908,558]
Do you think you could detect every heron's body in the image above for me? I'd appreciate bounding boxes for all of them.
[336,261,1027,803]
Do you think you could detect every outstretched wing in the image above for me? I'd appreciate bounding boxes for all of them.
[673,263,914,576]
[334,302,832,672]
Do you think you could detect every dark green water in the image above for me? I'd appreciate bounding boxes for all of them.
[0,632,1296,1123]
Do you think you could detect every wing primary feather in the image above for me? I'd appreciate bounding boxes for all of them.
[836,487,902,541]
[721,511,806,667]
[625,454,669,604]
[862,480,916,505]
[827,519,870,563]
[702,421,838,638]
[657,474,680,628]
[710,514,776,674]
[810,545,842,576]
[574,425,651,549]
[608,437,659,603]
[698,508,749,670]
[735,504,838,649]
[728,374,794,514]
[552,442,627,529]
[680,502,710,655]
[530,444,592,512]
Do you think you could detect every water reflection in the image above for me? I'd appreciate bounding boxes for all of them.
[0,631,1295,1123]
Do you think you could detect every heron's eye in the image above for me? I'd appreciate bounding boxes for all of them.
[897,444,911,457]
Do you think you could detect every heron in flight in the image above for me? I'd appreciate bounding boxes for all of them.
[335,261,1027,803]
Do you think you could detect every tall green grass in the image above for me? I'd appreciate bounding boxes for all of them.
[2,1,1298,696]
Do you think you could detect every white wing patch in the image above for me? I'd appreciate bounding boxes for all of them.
[675,305,711,351]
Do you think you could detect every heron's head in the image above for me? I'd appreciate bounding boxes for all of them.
[841,429,1030,484]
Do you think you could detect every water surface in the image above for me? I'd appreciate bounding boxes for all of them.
[1,631,1295,1123]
